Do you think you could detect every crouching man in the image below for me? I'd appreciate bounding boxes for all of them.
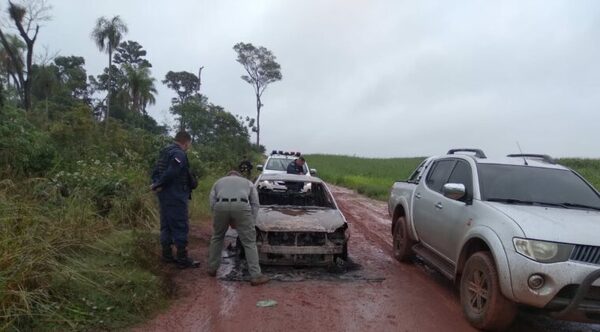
[207,171,269,286]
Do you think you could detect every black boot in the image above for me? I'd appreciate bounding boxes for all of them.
[162,245,176,263]
[176,245,200,269]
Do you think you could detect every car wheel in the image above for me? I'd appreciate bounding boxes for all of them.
[393,216,415,262]
[460,251,517,331]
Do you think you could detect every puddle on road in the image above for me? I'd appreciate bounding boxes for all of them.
[219,234,385,283]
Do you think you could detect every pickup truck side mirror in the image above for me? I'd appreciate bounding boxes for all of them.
[443,183,466,201]
[257,164,263,172]
[310,168,317,176]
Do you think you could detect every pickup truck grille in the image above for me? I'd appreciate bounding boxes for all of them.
[570,245,600,265]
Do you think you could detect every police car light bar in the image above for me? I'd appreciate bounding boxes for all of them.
[271,150,303,157]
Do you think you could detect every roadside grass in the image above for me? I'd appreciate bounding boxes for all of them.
[306,154,600,201]
[27,230,168,331]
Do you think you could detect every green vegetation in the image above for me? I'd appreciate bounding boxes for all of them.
[306,154,425,200]
[0,3,261,330]
[306,154,600,201]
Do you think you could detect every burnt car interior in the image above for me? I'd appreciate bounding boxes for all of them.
[258,181,336,208]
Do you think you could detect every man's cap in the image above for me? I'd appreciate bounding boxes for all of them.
[298,156,305,161]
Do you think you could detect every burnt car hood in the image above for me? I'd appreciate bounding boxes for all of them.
[257,206,346,232]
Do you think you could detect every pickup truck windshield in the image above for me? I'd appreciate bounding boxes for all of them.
[478,164,600,210]
[266,158,308,173]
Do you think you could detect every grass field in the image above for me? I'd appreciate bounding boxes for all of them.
[306,154,600,201]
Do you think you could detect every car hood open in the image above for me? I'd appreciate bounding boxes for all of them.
[257,207,346,232]
[488,203,600,246]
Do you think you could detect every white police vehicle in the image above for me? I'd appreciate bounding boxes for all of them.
[257,150,317,176]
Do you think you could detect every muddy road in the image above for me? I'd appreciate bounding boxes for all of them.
[135,185,600,332]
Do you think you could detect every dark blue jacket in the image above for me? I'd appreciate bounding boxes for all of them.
[151,144,193,202]
[286,160,304,175]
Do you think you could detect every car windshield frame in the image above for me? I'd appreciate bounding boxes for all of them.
[256,179,336,209]
[477,164,600,211]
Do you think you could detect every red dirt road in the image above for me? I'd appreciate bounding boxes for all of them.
[135,185,600,332]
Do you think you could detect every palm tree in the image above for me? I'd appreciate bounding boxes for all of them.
[91,16,128,129]
[0,34,25,90]
[123,64,156,114]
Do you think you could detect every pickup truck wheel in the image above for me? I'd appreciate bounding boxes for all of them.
[393,216,415,262]
[460,251,517,331]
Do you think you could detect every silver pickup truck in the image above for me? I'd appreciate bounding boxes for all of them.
[388,149,600,330]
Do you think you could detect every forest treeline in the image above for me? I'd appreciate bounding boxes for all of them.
[0,1,261,330]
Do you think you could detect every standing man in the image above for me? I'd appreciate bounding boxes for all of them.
[207,171,269,286]
[151,131,200,269]
[286,156,306,175]
[238,155,253,179]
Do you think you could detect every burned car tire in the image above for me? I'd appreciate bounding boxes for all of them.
[460,251,517,331]
[393,216,415,262]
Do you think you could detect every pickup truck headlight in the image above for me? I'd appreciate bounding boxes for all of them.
[513,238,574,263]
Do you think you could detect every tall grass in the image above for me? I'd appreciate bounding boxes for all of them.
[0,173,168,331]
[306,154,600,201]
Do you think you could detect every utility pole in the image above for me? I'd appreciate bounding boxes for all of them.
[198,66,204,93]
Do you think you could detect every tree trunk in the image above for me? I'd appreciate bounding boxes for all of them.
[106,46,112,132]
[256,93,261,147]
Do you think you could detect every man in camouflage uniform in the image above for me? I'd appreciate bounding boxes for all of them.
[207,171,269,286]
[151,131,199,269]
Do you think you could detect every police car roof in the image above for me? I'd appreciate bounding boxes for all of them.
[258,173,323,183]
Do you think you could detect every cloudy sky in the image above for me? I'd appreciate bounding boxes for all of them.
[33,0,600,158]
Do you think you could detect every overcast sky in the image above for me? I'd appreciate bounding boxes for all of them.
[33,0,600,158]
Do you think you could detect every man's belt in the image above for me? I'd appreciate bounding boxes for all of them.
[217,198,249,203]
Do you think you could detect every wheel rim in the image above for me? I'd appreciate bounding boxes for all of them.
[467,268,489,314]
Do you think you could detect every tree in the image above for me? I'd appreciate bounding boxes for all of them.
[233,42,282,147]
[123,64,156,114]
[0,34,25,89]
[54,55,87,100]
[162,70,199,105]
[113,40,151,69]
[0,0,51,111]
[91,15,128,129]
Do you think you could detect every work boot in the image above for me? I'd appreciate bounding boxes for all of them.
[176,246,200,269]
[250,274,270,286]
[161,245,176,264]
[207,269,217,277]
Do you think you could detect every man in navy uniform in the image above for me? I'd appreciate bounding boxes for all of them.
[151,131,200,269]
[286,156,305,175]
[286,156,306,192]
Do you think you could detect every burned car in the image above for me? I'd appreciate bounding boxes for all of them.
[253,173,349,266]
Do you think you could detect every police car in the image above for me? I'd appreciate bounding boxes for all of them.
[257,151,317,176]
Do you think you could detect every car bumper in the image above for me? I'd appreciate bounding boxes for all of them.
[257,243,345,266]
[507,249,600,321]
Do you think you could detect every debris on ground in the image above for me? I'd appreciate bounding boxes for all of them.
[256,300,278,308]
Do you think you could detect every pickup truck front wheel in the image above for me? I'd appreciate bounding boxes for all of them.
[460,251,517,331]
[393,216,415,262]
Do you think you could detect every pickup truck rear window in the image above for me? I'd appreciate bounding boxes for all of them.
[478,164,600,210]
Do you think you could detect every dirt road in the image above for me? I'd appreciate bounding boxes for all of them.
[135,185,600,332]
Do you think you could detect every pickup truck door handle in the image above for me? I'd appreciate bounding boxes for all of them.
[435,202,443,210]
[415,193,422,199]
